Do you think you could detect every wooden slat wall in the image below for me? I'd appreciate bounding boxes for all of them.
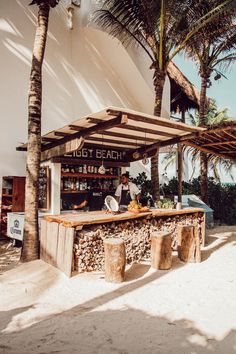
[40,220,75,277]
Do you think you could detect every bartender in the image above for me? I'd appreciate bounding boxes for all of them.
[115,172,140,207]
[73,181,104,211]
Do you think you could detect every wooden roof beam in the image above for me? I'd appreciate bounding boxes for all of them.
[54,131,71,137]
[88,118,176,138]
[97,130,156,142]
[203,139,236,147]
[41,113,128,152]
[106,109,201,133]
[185,142,236,162]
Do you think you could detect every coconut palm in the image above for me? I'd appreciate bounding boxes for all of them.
[94,0,235,201]
[184,0,236,203]
[21,0,59,262]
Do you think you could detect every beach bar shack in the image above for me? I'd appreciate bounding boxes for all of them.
[17,107,206,277]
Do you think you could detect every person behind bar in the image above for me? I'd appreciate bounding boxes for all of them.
[73,181,104,211]
[115,172,140,208]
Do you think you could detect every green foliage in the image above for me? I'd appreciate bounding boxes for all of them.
[162,176,236,225]
[156,199,174,209]
[130,172,153,197]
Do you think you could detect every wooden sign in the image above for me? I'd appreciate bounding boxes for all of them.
[63,146,127,162]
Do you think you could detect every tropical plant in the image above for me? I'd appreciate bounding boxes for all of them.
[162,101,235,184]
[184,0,236,203]
[94,0,235,201]
[21,0,59,262]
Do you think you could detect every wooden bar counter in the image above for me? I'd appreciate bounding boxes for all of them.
[41,208,205,277]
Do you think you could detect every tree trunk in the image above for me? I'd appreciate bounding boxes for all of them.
[104,238,126,283]
[151,231,172,270]
[151,69,165,202]
[199,76,209,204]
[200,151,208,204]
[21,3,50,262]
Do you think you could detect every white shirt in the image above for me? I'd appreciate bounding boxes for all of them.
[115,182,140,201]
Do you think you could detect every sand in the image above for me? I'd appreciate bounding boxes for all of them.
[0,225,236,354]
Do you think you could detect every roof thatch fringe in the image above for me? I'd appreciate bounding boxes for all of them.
[168,61,201,112]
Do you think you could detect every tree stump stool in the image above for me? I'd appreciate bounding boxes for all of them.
[177,225,201,263]
[104,238,126,283]
[151,231,172,270]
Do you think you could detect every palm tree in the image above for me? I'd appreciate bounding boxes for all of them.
[94,0,235,201]
[21,0,59,262]
[162,101,235,183]
[184,0,236,203]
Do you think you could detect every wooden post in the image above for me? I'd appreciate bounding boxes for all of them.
[151,231,172,270]
[177,143,183,203]
[177,225,201,263]
[104,238,126,283]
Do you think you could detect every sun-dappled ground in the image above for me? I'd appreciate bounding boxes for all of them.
[0,225,236,354]
[0,240,21,273]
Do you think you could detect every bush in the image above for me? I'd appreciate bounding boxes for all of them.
[132,173,236,225]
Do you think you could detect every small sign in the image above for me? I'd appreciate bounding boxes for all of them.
[7,213,24,241]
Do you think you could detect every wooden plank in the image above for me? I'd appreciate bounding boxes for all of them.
[41,136,84,161]
[43,208,205,228]
[85,136,139,146]
[107,109,203,133]
[63,227,74,277]
[203,139,236,147]
[50,222,59,267]
[88,118,175,138]
[54,131,72,137]
[40,219,48,261]
[56,224,66,272]
[98,130,156,142]
[46,222,59,266]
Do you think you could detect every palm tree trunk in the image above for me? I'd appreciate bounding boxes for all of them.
[151,69,165,201]
[21,3,50,262]
[199,75,209,204]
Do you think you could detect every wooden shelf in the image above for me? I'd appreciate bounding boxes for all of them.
[61,173,118,179]
[61,190,87,194]
[2,194,13,197]
[61,190,116,194]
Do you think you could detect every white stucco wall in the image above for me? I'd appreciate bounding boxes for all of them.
[0,0,171,195]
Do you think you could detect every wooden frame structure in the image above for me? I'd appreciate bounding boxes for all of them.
[16,106,204,162]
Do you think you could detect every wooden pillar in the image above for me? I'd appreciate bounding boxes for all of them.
[177,225,201,263]
[151,231,172,270]
[104,238,126,283]
[177,143,183,203]
[151,145,160,202]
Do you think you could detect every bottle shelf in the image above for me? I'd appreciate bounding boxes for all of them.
[61,189,116,194]
[61,190,87,194]
[61,173,118,179]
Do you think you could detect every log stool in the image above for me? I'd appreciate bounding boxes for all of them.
[151,231,172,270]
[177,224,201,263]
[104,238,126,283]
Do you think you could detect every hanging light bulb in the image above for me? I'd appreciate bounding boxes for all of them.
[132,139,141,159]
[99,133,106,174]
[142,131,149,165]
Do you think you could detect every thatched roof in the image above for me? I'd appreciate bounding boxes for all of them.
[168,61,201,113]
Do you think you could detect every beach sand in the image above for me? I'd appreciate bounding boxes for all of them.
[0,225,236,354]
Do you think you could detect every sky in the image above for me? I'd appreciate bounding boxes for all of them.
[174,54,236,118]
